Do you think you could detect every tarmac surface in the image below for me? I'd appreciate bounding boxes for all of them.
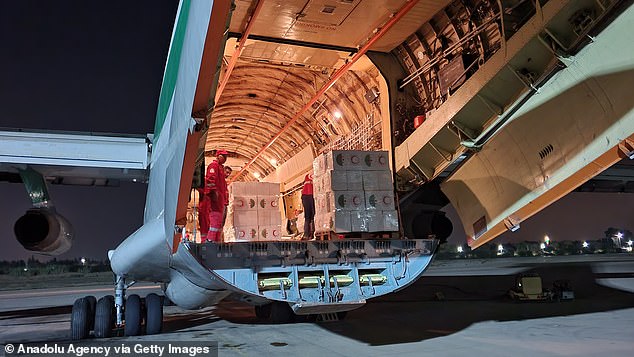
[1,255,633,356]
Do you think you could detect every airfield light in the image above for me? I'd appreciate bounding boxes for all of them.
[628,240,633,247]
[457,246,463,253]
[540,243,546,250]
[333,110,342,119]
[497,244,504,255]
[81,258,86,265]
[616,232,624,239]
[582,241,589,248]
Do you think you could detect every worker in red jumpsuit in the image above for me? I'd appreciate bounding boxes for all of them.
[301,172,315,240]
[203,150,228,242]
[198,185,210,242]
[223,166,232,225]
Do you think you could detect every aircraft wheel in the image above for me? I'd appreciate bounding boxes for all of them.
[145,293,163,335]
[94,296,115,338]
[70,297,90,340]
[124,294,143,336]
[254,304,272,319]
[85,295,97,331]
[269,302,293,324]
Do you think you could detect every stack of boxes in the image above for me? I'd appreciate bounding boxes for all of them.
[313,150,399,234]
[224,182,282,242]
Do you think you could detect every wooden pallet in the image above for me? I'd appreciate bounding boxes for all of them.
[314,231,399,241]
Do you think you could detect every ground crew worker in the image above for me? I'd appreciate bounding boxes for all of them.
[222,166,232,225]
[301,172,315,240]
[198,185,210,242]
[203,149,228,242]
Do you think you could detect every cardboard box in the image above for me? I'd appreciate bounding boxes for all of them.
[365,191,395,210]
[326,191,365,211]
[362,170,394,190]
[347,151,364,171]
[366,211,383,232]
[259,225,282,241]
[231,182,280,196]
[362,151,390,170]
[347,170,363,190]
[314,193,333,215]
[232,226,259,242]
[257,210,281,226]
[232,210,258,226]
[322,150,364,171]
[257,195,280,210]
[323,151,347,171]
[232,196,257,210]
[350,211,368,232]
[322,170,348,191]
[382,210,399,231]
[328,211,351,233]
[313,153,326,176]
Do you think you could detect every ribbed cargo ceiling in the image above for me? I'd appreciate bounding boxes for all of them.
[207,0,451,181]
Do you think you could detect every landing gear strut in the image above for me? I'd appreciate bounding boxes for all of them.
[69,275,164,339]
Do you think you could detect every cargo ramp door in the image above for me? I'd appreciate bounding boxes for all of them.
[188,239,437,314]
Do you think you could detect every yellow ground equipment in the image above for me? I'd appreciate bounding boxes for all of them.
[508,274,553,301]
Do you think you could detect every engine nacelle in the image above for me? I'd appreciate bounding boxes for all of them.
[14,208,73,255]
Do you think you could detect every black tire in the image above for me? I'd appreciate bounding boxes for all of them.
[254,304,272,319]
[269,302,294,324]
[70,298,90,340]
[85,295,97,331]
[94,296,115,338]
[124,294,143,336]
[145,293,163,335]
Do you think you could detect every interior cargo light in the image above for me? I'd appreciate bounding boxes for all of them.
[333,110,342,119]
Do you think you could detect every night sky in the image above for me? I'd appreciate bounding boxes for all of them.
[0,1,632,261]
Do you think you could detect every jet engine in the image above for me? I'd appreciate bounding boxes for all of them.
[14,208,73,255]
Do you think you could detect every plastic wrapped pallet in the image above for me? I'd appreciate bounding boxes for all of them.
[313,150,399,235]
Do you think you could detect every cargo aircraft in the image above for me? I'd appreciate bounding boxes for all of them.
[1,0,633,339]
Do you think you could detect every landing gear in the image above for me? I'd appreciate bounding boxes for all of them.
[94,296,115,338]
[69,275,165,339]
[145,293,163,335]
[85,295,96,331]
[124,294,143,336]
[70,297,91,340]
